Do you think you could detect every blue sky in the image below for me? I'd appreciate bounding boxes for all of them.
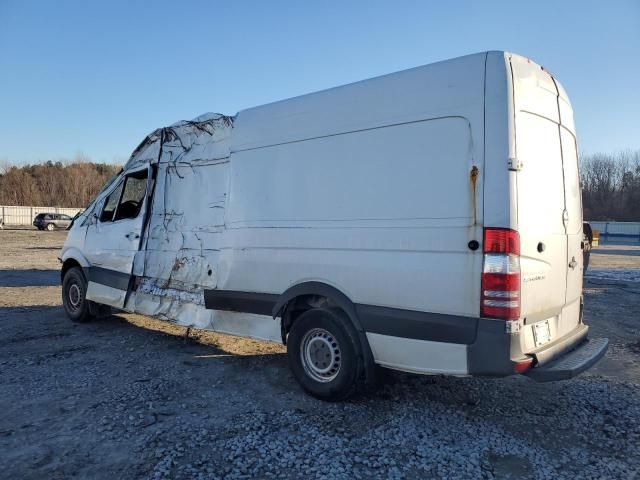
[1,0,638,165]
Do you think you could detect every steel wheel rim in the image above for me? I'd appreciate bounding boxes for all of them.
[300,328,341,383]
[68,283,81,312]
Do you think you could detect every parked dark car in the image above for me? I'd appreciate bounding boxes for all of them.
[583,221,593,273]
[33,213,73,231]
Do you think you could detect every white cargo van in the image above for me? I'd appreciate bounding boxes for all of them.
[60,51,608,400]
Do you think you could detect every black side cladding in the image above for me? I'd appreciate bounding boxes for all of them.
[204,288,479,345]
[356,304,478,344]
[466,318,515,375]
[87,266,130,291]
[204,290,278,316]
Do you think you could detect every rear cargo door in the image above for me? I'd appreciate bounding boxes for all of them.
[559,126,583,308]
[509,55,573,328]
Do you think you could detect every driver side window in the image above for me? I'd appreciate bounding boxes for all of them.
[99,169,148,223]
[100,181,124,222]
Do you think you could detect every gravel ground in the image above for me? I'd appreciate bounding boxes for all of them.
[1,229,639,479]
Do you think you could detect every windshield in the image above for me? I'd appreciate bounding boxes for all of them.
[94,171,122,203]
[70,169,123,229]
[81,169,123,212]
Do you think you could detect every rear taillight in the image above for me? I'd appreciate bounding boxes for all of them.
[481,228,520,320]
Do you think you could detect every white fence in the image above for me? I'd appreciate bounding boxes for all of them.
[0,205,84,226]
[588,221,640,240]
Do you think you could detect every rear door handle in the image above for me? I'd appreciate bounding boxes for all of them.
[125,233,140,239]
[568,256,577,269]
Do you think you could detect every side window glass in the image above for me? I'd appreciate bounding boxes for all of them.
[100,180,124,222]
[114,170,147,221]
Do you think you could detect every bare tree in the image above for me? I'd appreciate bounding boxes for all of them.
[0,160,121,207]
[581,150,640,221]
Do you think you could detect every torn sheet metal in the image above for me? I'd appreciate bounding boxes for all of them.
[125,113,234,170]
[121,113,281,342]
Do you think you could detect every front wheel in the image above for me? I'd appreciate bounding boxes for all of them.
[287,308,365,401]
[62,267,94,322]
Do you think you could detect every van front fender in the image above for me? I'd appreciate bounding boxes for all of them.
[60,248,91,282]
[60,247,91,268]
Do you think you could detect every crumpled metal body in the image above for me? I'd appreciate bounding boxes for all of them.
[124,113,280,342]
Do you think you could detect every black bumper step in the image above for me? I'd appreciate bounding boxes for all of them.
[525,337,609,382]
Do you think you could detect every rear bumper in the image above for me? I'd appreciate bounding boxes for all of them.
[467,314,608,379]
[525,336,609,382]
[530,323,589,366]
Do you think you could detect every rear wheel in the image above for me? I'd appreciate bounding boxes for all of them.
[287,308,365,401]
[62,267,93,322]
[45,223,55,231]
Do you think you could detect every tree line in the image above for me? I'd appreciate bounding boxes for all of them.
[0,150,639,221]
[0,159,121,207]
[581,150,640,221]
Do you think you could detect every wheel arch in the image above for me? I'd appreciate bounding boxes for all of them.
[60,249,90,283]
[272,281,375,384]
[272,281,363,332]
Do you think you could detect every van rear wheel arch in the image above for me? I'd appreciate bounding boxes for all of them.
[273,281,364,331]
[273,281,375,384]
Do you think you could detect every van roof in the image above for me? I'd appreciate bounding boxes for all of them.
[231,51,496,151]
[239,51,495,115]
[124,51,567,170]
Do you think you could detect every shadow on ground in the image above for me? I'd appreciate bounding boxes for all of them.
[0,269,59,287]
[0,304,287,366]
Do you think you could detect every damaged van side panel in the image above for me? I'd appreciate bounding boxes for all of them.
[126,114,283,341]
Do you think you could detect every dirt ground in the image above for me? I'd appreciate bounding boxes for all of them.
[1,229,639,479]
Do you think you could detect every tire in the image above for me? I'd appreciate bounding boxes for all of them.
[45,223,55,231]
[62,267,94,322]
[287,308,365,401]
